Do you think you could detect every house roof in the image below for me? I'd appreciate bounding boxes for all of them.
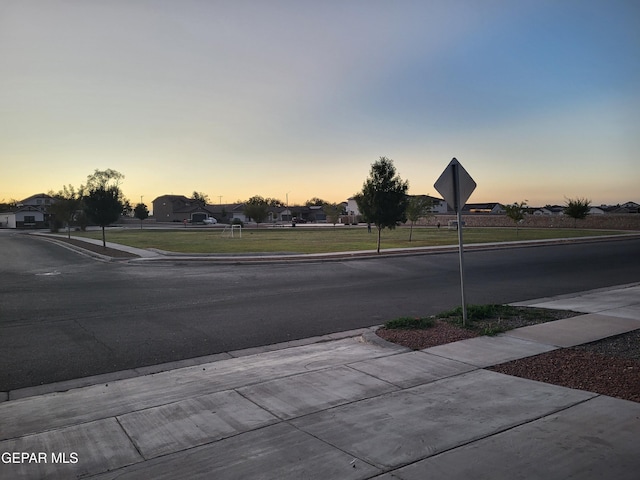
[3,205,47,214]
[20,193,54,203]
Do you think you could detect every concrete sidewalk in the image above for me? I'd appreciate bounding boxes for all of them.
[1,284,639,479]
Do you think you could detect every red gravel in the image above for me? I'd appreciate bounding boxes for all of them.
[488,348,640,403]
[377,321,640,403]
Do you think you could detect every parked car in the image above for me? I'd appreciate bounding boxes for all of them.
[203,217,217,225]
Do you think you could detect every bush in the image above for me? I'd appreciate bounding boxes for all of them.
[438,304,518,322]
[384,316,435,330]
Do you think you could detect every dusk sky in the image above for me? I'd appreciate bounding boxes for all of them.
[2,0,638,209]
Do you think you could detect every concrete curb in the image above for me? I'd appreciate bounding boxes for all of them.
[4,327,379,401]
[31,231,640,265]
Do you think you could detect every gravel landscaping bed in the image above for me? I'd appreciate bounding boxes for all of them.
[46,237,139,258]
[377,308,640,403]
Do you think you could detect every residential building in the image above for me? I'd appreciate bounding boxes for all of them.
[0,194,55,228]
[346,195,447,217]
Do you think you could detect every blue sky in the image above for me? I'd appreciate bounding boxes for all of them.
[1,0,638,208]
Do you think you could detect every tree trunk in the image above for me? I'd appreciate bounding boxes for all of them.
[409,222,414,242]
[377,226,382,254]
[102,226,106,247]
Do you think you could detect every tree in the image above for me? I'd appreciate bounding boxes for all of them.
[504,200,528,237]
[323,203,343,226]
[355,157,409,253]
[84,186,124,247]
[305,197,327,207]
[564,197,591,227]
[265,197,284,207]
[406,195,433,242]
[191,191,210,205]
[48,185,85,237]
[84,169,126,247]
[134,203,149,229]
[0,199,18,211]
[243,196,269,226]
[86,168,124,190]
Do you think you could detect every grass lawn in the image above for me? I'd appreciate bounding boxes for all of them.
[68,226,623,254]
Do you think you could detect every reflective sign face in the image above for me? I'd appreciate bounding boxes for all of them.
[434,158,476,212]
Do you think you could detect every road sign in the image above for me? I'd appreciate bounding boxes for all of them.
[434,158,476,212]
[433,158,476,326]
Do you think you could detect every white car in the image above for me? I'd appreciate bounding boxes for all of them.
[203,217,217,225]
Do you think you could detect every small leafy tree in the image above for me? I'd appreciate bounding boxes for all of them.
[355,157,409,253]
[84,169,126,247]
[48,185,85,237]
[243,196,269,226]
[84,186,123,247]
[504,200,528,237]
[406,196,433,242]
[564,197,591,228]
[323,203,343,226]
[133,203,149,229]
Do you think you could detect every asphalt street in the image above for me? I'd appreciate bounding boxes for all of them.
[1,230,639,391]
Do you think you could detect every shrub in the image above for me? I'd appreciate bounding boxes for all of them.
[384,316,435,330]
[438,304,518,322]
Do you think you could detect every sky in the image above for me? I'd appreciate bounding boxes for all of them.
[1,0,638,210]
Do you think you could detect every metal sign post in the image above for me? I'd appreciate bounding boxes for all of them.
[434,158,476,326]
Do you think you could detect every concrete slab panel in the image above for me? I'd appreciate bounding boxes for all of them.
[0,337,394,440]
[594,304,640,320]
[291,370,594,469]
[349,351,476,388]
[392,395,640,480]
[238,366,397,420]
[88,423,381,480]
[0,418,142,480]
[423,335,557,368]
[117,390,278,459]
[504,313,640,347]
[518,285,640,315]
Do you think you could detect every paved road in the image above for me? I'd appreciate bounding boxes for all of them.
[1,230,639,391]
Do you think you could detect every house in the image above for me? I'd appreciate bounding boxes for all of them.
[533,205,565,216]
[0,206,48,228]
[152,194,343,225]
[152,195,257,224]
[21,193,55,209]
[152,195,219,223]
[0,193,55,228]
[461,203,505,214]
[346,194,447,218]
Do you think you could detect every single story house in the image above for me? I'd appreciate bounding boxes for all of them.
[346,194,448,218]
[533,206,565,216]
[152,194,340,224]
[461,203,505,214]
[0,205,47,228]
